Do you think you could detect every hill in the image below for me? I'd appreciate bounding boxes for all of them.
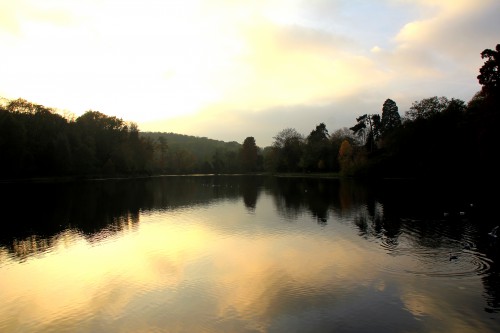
[140,132,242,173]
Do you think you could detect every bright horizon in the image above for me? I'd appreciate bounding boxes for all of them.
[1,0,499,146]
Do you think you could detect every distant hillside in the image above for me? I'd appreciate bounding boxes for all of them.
[141,131,241,162]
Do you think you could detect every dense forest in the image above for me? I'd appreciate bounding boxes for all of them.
[0,100,247,177]
[0,43,498,180]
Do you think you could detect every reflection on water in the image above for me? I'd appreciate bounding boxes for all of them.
[0,175,499,332]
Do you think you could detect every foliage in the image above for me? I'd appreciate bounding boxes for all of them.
[1,43,499,180]
[0,101,154,178]
[477,44,500,97]
[344,42,500,180]
[303,123,331,171]
[350,114,381,152]
[269,128,305,172]
[404,96,453,122]
[240,137,259,172]
[343,41,500,179]
[140,132,243,174]
[329,127,359,172]
[380,99,401,134]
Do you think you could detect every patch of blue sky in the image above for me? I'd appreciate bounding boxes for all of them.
[294,0,425,52]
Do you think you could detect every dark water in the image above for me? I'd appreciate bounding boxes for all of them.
[0,175,499,333]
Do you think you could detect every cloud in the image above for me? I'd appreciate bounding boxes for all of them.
[225,22,380,105]
[0,0,498,145]
[362,0,499,106]
[395,0,499,57]
[0,0,76,35]
[158,0,500,144]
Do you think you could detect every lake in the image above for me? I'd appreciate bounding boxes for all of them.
[0,175,499,332]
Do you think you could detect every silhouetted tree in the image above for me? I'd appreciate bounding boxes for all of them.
[240,136,258,172]
[404,96,451,122]
[350,114,380,152]
[0,108,26,175]
[271,128,304,172]
[380,99,401,135]
[470,43,500,178]
[477,43,500,97]
[303,123,331,171]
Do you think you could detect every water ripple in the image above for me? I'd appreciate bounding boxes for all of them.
[368,217,496,279]
[380,238,493,278]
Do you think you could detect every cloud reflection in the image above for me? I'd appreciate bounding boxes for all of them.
[0,204,379,332]
[1,176,498,332]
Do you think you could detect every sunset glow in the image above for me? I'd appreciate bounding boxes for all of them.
[0,0,498,145]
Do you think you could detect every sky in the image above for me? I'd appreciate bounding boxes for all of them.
[1,0,499,147]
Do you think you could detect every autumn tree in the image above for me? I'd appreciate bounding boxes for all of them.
[338,140,353,175]
[338,140,352,160]
[330,127,358,172]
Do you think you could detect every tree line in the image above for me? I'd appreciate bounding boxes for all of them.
[0,102,155,178]
[1,43,498,180]
[0,99,259,177]
[264,43,500,180]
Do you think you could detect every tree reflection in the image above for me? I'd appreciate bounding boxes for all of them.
[11,235,51,262]
[0,176,495,250]
[239,175,262,211]
[0,176,263,259]
[0,175,498,314]
[267,176,370,225]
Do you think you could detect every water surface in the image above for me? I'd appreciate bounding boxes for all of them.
[0,176,499,332]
